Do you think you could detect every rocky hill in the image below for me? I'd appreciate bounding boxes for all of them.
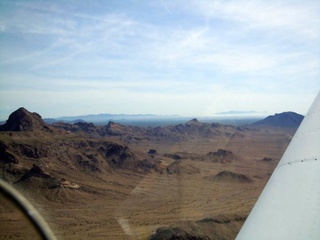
[0,107,50,131]
[251,111,303,128]
[0,108,160,192]
[150,214,246,240]
[206,171,252,183]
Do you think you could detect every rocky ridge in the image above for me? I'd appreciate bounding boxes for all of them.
[0,108,160,193]
[51,117,239,142]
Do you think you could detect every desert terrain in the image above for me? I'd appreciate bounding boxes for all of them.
[0,108,300,239]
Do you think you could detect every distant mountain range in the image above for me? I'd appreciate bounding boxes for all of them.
[0,108,304,139]
[0,108,303,131]
[44,113,178,124]
[43,113,266,127]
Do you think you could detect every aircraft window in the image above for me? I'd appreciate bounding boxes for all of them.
[0,0,319,239]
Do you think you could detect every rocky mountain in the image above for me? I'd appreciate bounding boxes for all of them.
[251,111,303,128]
[0,107,50,131]
[0,108,160,191]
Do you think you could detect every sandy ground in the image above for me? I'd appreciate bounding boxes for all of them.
[0,127,293,239]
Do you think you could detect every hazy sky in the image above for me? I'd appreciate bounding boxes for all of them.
[0,0,319,119]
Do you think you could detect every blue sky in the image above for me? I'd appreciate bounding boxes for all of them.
[0,0,319,119]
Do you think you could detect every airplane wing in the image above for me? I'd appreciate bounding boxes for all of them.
[236,91,320,240]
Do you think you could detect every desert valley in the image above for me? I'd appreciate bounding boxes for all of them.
[0,108,303,240]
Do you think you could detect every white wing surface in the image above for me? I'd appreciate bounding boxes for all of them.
[236,91,320,240]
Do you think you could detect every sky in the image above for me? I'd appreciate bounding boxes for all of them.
[0,0,319,120]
